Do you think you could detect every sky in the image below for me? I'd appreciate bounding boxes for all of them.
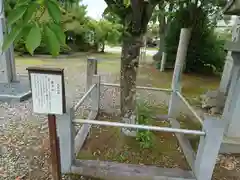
[81,0,107,20]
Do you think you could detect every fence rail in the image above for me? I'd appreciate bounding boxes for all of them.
[101,83,172,92]
[176,91,203,125]
[73,84,96,111]
[73,119,206,136]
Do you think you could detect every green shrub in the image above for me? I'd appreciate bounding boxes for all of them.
[136,100,154,149]
[165,7,226,74]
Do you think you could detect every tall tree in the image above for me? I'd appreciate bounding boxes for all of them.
[152,0,174,71]
[103,0,160,130]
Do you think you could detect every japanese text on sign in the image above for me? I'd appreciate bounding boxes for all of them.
[30,73,63,114]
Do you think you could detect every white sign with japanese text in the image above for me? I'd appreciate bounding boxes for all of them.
[30,73,63,114]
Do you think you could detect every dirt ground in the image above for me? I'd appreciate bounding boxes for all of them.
[76,111,240,180]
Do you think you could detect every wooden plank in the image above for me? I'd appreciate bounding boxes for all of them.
[168,118,196,170]
[74,110,98,155]
[71,160,196,180]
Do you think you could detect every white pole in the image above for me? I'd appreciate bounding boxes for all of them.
[171,28,192,91]
[160,52,167,72]
[73,119,206,136]
[168,28,192,118]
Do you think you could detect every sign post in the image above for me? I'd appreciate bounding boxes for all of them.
[26,67,66,180]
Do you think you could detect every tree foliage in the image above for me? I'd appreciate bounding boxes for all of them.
[95,19,122,51]
[2,0,66,56]
[151,0,228,73]
[4,0,122,54]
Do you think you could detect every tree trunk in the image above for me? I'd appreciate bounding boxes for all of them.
[120,35,141,136]
[101,42,105,52]
[153,16,166,62]
[153,2,166,64]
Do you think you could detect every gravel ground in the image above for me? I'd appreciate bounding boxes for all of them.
[0,57,119,180]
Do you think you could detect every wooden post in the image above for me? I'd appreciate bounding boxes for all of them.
[168,28,191,118]
[92,75,100,112]
[87,58,98,90]
[26,67,66,176]
[48,114,61,180]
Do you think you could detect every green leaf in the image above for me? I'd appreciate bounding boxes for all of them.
[2,27,22,52]
[17,0,30,6]
[123,0,131,7]
[7,5,28,26]
[25,25,42,55]
[46,0,61,23]
[23,3,39,24]
[14,24,32,43]
[44,25,60,56]
[49,23,66,45]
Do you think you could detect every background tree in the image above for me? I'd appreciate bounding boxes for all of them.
[164,0,227,74]
[151,0,174,68]
[94,19,122,52]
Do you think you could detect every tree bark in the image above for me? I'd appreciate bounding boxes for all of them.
[111,0,157,136]
[120,35,141,136]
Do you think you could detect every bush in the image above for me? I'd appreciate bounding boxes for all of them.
[14,32,97,55]
[165,7,226,74]
[136,100,154,149]
[14,37,72,55]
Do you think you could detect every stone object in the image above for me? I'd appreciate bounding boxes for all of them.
[201,90,226,115]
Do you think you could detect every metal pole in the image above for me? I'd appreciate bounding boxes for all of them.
[48,114,61,180]
[73,119,206,136]
[176,91,203,125]
[101,83,172,92]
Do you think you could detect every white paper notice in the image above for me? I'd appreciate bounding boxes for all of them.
[30,73,63,114]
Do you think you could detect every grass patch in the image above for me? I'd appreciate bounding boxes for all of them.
[93,52,121,60]
[15,57,51,65]
[98,60,120,73]
[137,64,220,105]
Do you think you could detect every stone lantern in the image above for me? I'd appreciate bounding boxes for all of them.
[220,0,240,153]
[0,0,31,101]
